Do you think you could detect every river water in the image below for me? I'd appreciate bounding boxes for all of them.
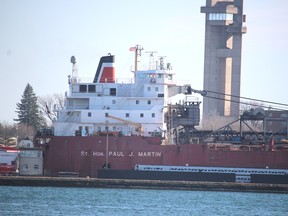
[0,186,287,216]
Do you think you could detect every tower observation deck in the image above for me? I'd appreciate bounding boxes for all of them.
[201,0,247,120]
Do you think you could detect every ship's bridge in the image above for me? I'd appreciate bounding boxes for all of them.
[135,69,176,85]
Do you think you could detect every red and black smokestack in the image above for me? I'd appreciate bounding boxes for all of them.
[93,54,115,83]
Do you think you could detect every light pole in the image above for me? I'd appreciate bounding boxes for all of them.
[105,122,109,169]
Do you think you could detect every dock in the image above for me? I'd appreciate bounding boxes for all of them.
[1,176,288,193]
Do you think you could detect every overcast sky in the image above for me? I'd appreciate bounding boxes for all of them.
[1,0,288,123]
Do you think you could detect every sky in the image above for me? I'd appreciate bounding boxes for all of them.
[1,0,288,124]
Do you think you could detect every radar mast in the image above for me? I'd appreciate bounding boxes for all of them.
[146,51,157,69]
[69,56,79,84]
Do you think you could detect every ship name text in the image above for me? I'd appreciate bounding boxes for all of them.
[80,151,161,157]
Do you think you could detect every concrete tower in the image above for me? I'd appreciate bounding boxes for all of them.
[201,0,247,120]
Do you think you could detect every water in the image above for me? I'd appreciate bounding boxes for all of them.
[0,186,287,216]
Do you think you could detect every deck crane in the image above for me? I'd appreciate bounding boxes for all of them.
[107,115,143,135]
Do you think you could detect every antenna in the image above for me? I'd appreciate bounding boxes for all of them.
[146,51,157,69]
[69,56,79,84]
[158,56,167,70]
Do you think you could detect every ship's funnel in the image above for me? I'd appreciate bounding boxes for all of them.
[93,55,115,83]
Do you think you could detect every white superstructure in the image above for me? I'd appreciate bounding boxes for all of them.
[53,47,194,138]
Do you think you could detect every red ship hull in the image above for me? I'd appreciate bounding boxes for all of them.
[38,136,288,178]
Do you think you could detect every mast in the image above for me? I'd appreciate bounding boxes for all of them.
[134,45,143,71]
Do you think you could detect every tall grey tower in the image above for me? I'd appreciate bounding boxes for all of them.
[201,0,247,120]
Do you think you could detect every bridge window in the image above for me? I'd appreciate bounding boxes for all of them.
[88,85,96,93]
[110,88,116,96]
[79,85,87,93]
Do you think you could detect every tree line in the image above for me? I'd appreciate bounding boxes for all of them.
[0,83,63,146]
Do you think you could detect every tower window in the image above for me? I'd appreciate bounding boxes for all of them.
[209,13,233,21]
[140,113,144,117]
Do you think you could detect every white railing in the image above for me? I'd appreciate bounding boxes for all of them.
[135,165,288,175]
[71,77,134,84]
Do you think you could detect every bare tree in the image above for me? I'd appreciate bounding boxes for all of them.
[54,93,64,109]
[38,93,64,126]
[17,123,34,141]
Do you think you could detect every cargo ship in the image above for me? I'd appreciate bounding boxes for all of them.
[35,46,288,183]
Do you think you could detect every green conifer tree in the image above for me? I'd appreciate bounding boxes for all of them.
[15,83,45,130]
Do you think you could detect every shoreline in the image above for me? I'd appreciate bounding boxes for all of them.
[1,176,288,194]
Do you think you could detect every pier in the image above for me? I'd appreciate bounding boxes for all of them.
[1,176,287,194]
